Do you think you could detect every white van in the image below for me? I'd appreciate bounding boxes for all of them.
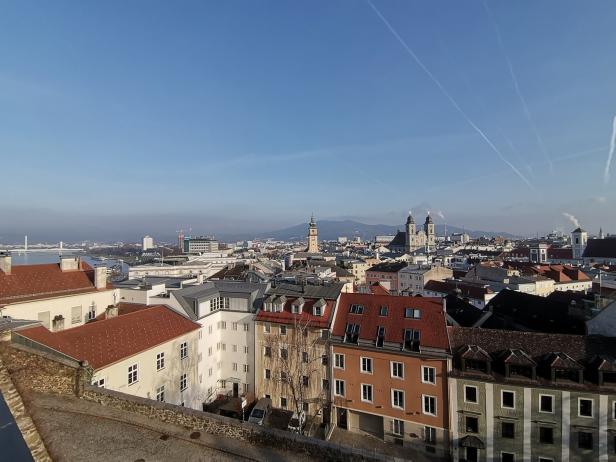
[248,398,272,426]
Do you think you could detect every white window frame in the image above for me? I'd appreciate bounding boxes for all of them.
[361,383,373,403]
[264,369,271,380]
[424,425,436,444]
[501,390,516,410]
[128,364,138,386]
[334,379,345,397]
[280,325,287,336]
[360,357,373,374]
[180,341,188,360]
[578,397,594,418]
[391,361,404,379]
[156,385,165,402]
[392,389,405,410]
[539,394,554,414]
[156,352,165,371]
[464,385,478,404]
[334,353,345,370]
[92,377,106,388]
[392,419,404,436]
[421,366,436,385]
[280,396,287,409]
[264,323,271,334]
[422,394,437,416]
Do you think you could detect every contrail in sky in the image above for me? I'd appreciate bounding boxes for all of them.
[366,0,534,190]
[604,115,616,184]
[482,0,553,173]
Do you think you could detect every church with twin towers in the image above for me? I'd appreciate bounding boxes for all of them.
[388,212,436,254]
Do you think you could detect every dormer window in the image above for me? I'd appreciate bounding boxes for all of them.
[465,359,488,373]
[548,352,583,384]
[349,304,364,314]
[403,329,420,352]
[404,308,421,319]
[344,323,360,343]
[459,345,492,374]
[376,326,385,348]
[313,299,326,317]
[292,297,305,314]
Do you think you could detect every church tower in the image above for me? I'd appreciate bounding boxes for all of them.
[424,214,436,252]
[307,214,319,253]
[405,212,416,253]
[571,227,587,260]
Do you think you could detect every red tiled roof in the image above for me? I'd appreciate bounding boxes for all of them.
[332,293,449,350]
[0,262,107,305]
[16,305,200,370]
[256,298,335,329]
[92,302,150,321]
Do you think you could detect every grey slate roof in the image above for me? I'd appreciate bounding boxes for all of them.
[266,281,344,300]
[583,238,616,259]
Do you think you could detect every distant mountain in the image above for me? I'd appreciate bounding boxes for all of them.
[236,220,520,242]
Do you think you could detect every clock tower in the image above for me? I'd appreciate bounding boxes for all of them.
[307,214,319,253]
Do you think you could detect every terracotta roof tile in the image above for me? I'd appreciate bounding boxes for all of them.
[0,262,107,305]
[332,293,449,350]
[16,305,200,370]
[256,297,335,328]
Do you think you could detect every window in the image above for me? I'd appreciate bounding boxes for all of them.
[243,323,249,331]
[302,402,309,413]
[334,353,345,369]
[578,431,593,449]
[232,322,238,331]
[466,416,479,433]
[264,323,271,334]
[404,308,421,318]
[335,379,345,397]
[87,303,96,321]
[280,371,287,381]
[301,351,308,363]
[403,329,420,351]
[156,386,165,402]
[539,427,554,444]
[264,346,272,357]
[322,354,328,366]
[391,361,404,379]
[210,296,229,312]
[423,395,436,415]
[280,348,288,360]
[302,376,309,387]
[244,346,248,354]
[379,306,388,316]
[280,325,287,336]
[280,397,287,409]
[156,352,165,371]
[539,394,554,413]
[344,323,360,343]
[392,419,404,436]
[313,305,323,316]
[221,343,226,351]
[244,364,249,373]
[361,384,373,402]
[501,453,515,462]
[180,342,188,359]
[579,398,593,418]
[349,304,364,314]
[208,325,212,334]
[180,373,187,391]
[422,366,436,384]
[232,344,237,352]
[264,369,271,379]
[424,426,436,444]
[233,363,238,371]
[92,378,105,388]
[361,357,373,374]
[208,368,212,377]
[501,390,515,409]
[376,326,385,347]
[322,379,329,390]
[464,385,478,403]
[291,304,300,314]
[392,389,405,409]
[501,422,515,438]
[128,364,138,385]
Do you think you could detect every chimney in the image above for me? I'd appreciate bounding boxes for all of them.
[0,252,11,275]
[197,273,205,284]
[60,256,80,272]
[94,265,107,289]
[105,305,119,319]
[442,296,447,313]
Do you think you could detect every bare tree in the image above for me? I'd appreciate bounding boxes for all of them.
[262,317,329,435]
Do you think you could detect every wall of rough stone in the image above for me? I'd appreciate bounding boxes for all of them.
[83,385,385,462]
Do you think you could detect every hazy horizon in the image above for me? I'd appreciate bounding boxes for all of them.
[1,1,615,241]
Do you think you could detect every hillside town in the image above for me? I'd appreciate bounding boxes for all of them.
[2,214,616,461]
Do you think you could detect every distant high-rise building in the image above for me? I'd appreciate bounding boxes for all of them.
[307,214,319,253]
[142,235,154,251]
[182,236,219,254]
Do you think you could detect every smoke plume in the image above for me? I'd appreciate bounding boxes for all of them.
[562,212,580,228]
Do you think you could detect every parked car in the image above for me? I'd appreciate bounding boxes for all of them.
[248,398,271,426]
[287,410,306,433]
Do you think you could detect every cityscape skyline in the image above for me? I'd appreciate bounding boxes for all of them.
[1,1,615,237]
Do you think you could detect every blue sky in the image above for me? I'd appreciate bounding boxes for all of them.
[1,1,615,241]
